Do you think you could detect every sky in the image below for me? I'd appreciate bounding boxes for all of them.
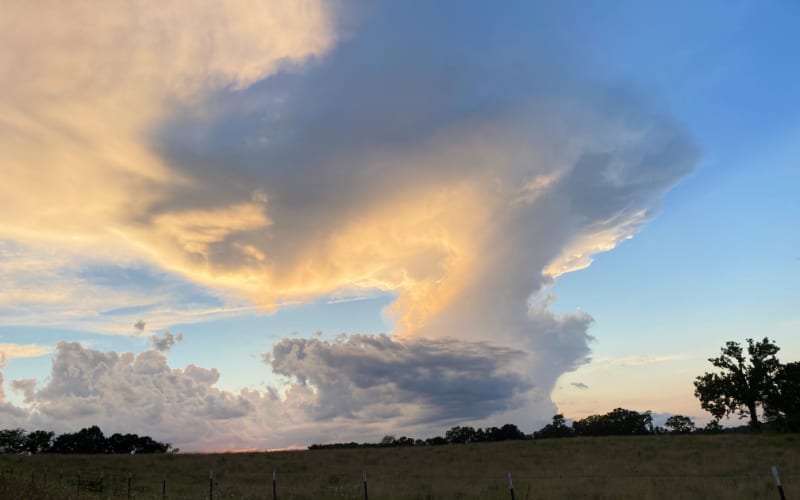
[0,0,798,451]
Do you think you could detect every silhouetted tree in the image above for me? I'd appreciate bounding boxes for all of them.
[0,428,26,453]
[425,436,447,446]
[24,430,54,453]
[534,414,574,439]
[694,338,781,430]
[765,361,800,431]
[664,415,695,434]
[445,426,478,444]
[573,408,653,436]
[379,435,396,447]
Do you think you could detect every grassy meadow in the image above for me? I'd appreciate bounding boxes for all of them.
[1,434,798,499]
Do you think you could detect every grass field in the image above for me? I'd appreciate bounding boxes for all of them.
[0,434,798,499]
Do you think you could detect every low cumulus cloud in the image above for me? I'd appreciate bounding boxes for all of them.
[0,1,698,447]
[7,343,259,450]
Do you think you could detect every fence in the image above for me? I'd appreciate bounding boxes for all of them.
[0,465,792,499]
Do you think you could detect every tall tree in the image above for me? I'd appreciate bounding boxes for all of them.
[693,338,781,430]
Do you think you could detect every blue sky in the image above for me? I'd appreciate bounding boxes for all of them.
[0,1,797,450]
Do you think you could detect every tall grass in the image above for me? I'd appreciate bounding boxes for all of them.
[0,434,797,499]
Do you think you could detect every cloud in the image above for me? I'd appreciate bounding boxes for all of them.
[571,382,589,390]
[0,343,52,362]
[0,1,337,329]
[3,338,530,450]
[150,331,184,352]
[10,379,37,403]
[0,2,698,446]
[16,342,259,449]
[268,334,532,424]
[134,320,146,333]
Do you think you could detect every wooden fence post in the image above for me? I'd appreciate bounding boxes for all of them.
[772,465,787,500]
[163,477,167,500]
[272,470,277,500]
[508,472,516,500]
[363,470,368,500]
[127,472,132,499]
[209,469,214,500]
[77,471,81,499]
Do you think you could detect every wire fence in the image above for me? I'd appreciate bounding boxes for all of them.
[0,465,794,500]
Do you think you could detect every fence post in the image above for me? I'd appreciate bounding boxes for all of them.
[772,465,787,500]
[163,477,167,500]
[127,472,132,499]
[209,469,214,500]
[508,472,516,500]
[44,468,47,489]
[272,470,277,500]
[100,471,104,494]
[77,471,81,499]
[363,470,368,500]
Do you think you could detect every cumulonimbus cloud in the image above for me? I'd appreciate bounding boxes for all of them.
[0,1,698,447]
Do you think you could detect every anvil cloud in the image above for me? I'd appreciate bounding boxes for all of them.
[0,1,697,449]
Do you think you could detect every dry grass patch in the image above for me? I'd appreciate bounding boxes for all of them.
[0,434,798,499]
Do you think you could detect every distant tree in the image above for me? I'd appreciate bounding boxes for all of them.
[379,435,396,447]
[75,425,107,453]
[764,361,800,431]
[497,424,526,441]
[50,432,78,453]
[24,430,54,453]
[664,415,695,434]
[573,408,653,436]
[534,414,574,439]
[0,428,27,453]
[694,338,781,430]
[425,436,447,446]
[444,426,478,444]
[395,436,415,447]
[107,433,139,453]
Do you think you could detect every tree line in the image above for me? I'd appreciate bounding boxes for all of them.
[0,426,173,454]
[309,423,528,449]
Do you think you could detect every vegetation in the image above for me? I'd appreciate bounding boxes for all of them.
[694,337,800,430]
[310,424,527,450]
[1,434,798,499]
[0,426,172,455]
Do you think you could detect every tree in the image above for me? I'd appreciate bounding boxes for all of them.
[693,338,781,430]
[764,361,800,431]
[572,408,653,436]
[0,428,26,454]
[25,430,54,453]
[664,415,695,434]
[444,426,477,444]
[534,414,574,439]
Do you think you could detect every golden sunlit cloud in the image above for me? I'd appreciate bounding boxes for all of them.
[0,344,52,364]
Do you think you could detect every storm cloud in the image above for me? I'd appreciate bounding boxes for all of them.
[268,334,532,424]
[0,1,698,447]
